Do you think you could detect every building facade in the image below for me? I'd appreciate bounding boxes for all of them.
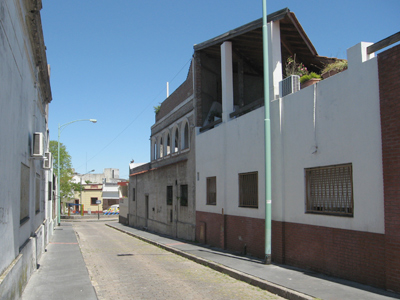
[128,64,196,241]
[0,1,54,298]
[195,9,332,258]
[72,168,123,213]
[124,8,400,292]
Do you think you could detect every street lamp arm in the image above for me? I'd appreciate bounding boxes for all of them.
[59,119,97,132]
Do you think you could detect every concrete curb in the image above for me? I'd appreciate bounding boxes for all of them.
[107,223,315,300]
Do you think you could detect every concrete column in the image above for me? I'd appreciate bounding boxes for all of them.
[268,21,282,100]
[221,41,234,122]
[347,42,375,71]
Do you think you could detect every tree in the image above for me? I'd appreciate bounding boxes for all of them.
[49,141,79,202]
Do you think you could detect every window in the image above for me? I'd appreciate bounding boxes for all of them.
[180,184,188,206]
[35,174,40,213]
[48,181,52,201]
[183,123,189,149]
[91,197,98,205]
[20,163,30,223]
[167,186,173,205]
[166,133,171,155]
[239,172,258,208]
[159,137,164,158]
[173,128,179,153]
[132,188,136,201]
[153,140,158,160]
[305,163,353,216]
[206,177,217,205]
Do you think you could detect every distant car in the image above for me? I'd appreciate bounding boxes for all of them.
[103,204,119,215]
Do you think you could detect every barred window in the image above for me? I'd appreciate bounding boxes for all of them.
[91,197,98,205]
[206,177,216,205]
[20,163,30,223]
[305,164,353,216]
[239,172,258,208]
[167,186,173,205]
[35,173,40,213]
[180,184,188,206]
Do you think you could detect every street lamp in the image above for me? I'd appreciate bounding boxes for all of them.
[57,119,97,225]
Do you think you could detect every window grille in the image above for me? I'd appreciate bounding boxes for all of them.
[20,163,30,223]
[207,177,216,205]
[91,197,98,205]
[167,186,173,205]
[35,174,40,214]
[305,164,353,216]
[180,184,188,206]
[239,172,258,208]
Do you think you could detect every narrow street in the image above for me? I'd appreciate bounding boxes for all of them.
[73,222,284,300]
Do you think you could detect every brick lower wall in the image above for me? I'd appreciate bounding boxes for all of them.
[196,211,265,258]
[272,221,386,289]
[379,44,400,293]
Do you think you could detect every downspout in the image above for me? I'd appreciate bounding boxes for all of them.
[262,0,272,264]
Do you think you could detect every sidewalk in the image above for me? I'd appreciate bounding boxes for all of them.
[107,221,400,300]
[21,223,97,300]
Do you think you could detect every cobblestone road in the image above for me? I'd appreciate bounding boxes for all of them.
[73,222,284,300]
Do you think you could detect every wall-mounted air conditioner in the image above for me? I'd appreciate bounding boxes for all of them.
[279,75,300,98]
[32,132,44,158]
[43,152,52,169]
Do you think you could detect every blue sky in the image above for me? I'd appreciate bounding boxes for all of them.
[41,0,399,179]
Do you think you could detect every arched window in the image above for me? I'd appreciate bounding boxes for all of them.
[183,122,189,149]
[153,140,158,160]
[166,133,171,155]
[173,127,179,153]
[159,137,164,158]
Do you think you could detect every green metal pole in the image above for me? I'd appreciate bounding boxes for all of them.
[263,0,272,264]
[57,124,61,226]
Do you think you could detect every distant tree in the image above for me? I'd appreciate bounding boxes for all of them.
[49,141,79,201]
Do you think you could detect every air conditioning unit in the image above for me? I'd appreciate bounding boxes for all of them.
[279,75,300,98]
[32,132,44,158]
[43,152,52,169]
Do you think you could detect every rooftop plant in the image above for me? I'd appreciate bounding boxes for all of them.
[154,104,161,114]
[285,54,308,77]
[300,72,321,84]
[322,59,348,74]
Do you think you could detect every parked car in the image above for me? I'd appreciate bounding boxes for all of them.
[103,204,119,215]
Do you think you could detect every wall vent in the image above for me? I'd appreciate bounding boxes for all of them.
[43,152,52,169]
[279,75,300,98]
[32,132,44,157]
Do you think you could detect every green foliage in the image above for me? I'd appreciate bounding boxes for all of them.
[49,140,76,201]
[154,104,161,114]
[285,54,308,77]
[322,59,348,74]
[300,72,321,84]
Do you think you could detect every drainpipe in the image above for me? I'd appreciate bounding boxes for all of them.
[262,0,272,264]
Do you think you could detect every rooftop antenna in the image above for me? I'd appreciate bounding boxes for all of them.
[167,82,169,98]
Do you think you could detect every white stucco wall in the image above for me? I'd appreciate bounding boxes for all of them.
[196,107,266,219]
[0,1,52,296]
[271,42,384,234]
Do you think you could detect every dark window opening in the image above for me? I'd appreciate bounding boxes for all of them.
[239,172,258,208]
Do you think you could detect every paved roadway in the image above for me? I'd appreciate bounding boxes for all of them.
[73,222,285,300]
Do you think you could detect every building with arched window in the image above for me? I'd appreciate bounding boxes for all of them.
[129,63,196,241]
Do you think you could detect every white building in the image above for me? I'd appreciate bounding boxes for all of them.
[0,1,54,298]
[195,8,400,292]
